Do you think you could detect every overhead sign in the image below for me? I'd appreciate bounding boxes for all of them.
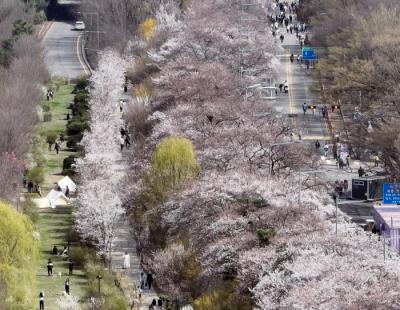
[383,183,400,204]
[302,47,317,61]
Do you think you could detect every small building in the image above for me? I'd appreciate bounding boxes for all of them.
[372,202,400,251]
[352,176,388,201]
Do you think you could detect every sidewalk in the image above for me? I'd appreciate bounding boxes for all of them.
[110,90,160,309]
[111,219,158,309]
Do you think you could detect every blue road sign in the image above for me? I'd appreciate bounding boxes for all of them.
[383,183,400,204]
[302,47,317,61]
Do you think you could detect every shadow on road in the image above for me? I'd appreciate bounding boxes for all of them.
[46,0,79,21]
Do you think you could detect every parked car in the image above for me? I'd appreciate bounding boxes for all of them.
[74,21,85,31]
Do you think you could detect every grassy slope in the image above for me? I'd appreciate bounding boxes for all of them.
[34,84,87,309]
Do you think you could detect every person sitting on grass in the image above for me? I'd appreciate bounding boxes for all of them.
[61,246,68,257]
[52,245,58,255]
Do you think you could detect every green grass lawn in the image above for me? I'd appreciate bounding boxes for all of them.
[36,207,87,308]
[32,83,88,309]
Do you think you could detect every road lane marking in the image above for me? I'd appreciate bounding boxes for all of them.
[286,51,295,114]
[76,34,90,76]
[39,21,54,41]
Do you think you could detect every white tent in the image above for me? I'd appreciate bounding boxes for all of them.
[57,176,77,194]
[46,189,70,208]
[33,189,70,209]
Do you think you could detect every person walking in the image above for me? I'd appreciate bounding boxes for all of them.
[374,154,380,167]
[65,278,70,295]
[146,273,153,290]
[36,183,42,197]
[290,53,294,63]
[323,143,329,158]
[346,154,351,169]
[343,180,349,196]
[125,134,131,149]
[280,34,285,43]
[120,136,125,151]
[140,272,146,290]
[68,259,74,276]
[315,140,320,150]
[358,166,365,177]
[47,259,53,276]
[55,142,60,155]
[322,106,327,118]
[39,291,45,310]
[122,252,130,269]
[302,102,308,115]
[27,180,34,193]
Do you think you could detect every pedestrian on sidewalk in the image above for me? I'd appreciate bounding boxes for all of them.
[322,106,327,118]
[146,273,153,290]
[39,291,45,310]
[302,102,308,115]
[120,135,125,151]
[122,252,130,269]
[343,180,349,196]
[323,143,329,157]
[290,54,294,63]
[315,140,320,150]
[280,34,284,43]
[140,272,146,290]
[332,144,337,159]
[65,278,70,295]
[358,166,365,177]
[47,259,53,276]
[374,154,380,167]
[346,154,351,170]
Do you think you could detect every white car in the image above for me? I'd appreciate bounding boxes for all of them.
[74,21,85,31]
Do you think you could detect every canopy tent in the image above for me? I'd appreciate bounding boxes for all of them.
[57,176,77,194]
[32,189,70,209]
[46,189,70,208]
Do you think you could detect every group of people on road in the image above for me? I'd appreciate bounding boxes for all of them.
[334,179,349,197]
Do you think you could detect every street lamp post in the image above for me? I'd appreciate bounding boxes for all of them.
[96,274,102,296]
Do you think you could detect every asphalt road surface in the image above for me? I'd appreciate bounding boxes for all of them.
[43,21,87,79]
[272,32,329,141]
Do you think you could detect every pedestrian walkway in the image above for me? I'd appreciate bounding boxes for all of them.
[110,89,160,310]
[111,219,158,309]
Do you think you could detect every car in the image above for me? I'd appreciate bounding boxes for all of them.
[74,21,85,31]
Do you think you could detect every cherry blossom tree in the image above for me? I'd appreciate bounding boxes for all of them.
[119,0,400,308]
[75,50,127,270]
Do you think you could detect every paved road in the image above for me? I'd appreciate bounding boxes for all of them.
[272,28,329,141]
[42,21,88,79]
